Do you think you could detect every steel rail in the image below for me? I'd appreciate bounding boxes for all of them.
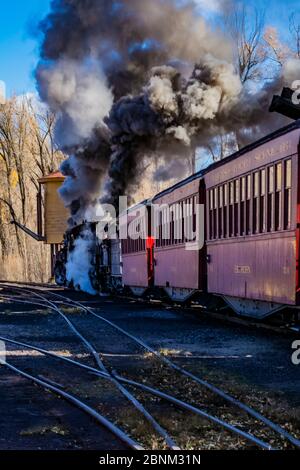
[0,291,178,450]
[2,282,300,447]
[0,334,274,450]
[2,283,298,447]
[2,361,142,450]
[18,285,299,449]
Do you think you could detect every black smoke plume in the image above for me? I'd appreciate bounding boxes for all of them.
[35,0,300,222]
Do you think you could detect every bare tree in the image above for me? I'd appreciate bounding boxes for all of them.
[226,5,267,84]
[264,26,292,67]
[263,14,300,76]
[26,98,63,189]
[0,96,63,281]
[289,13,300,59]
[203,5,268,162]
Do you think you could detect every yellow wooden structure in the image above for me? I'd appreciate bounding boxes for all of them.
[38,172,68,245]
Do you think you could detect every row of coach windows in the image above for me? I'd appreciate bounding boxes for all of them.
[156,196,198,248]
[121,217,146,254]
[208,159,292,240]
[122,237,146,254]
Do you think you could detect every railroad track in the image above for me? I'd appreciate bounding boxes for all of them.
[119,294,300,336]
[0,282,299,450]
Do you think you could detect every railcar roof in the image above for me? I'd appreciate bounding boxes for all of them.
[119,199,151,218]
[153,120,300,201]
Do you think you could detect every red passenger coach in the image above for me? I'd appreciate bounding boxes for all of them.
[54,91,300,320]
[152,175,206,302]
[120,201,154,296]
[205,122,300,318]
[118,122,300,318]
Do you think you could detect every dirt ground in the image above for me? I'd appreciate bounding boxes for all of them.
[0,288,299,450]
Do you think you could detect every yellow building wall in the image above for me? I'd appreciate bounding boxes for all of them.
[44,181,68,244]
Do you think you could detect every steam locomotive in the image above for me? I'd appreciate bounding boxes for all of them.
[54,117,300,320]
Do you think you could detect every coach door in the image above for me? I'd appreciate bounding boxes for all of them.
[146,206,155,287]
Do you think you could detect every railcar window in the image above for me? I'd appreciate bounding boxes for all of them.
[208,157,293,241]
[210,189,213,210]
[181,200,185,244]
[171,208,175,245]
[285,159,292,187]
[158,212,162,247]
[183,200,187,243]
[229,181,234,237]
[218,186,223,238]
[186,198,191,242]
[165,207,170,247]
[284,159,292,230]
[160,210,164,247]
[267,166,274,232]
[183,199,188,243]
[171,207,175,245]
[161,210,165,248]
[173,205,177,245]
[122,217,147,254]
[260,169,266,232]
[191,199,194,240]
[137,221,141,251]
[275,163,282,231]
[193,195,197,235]
[133,220,137,252]
[141,217,146,251]
[223,184,228,238]
[240,177,246,236]
[234,179,239,236]
[175,202,182,244]
[235,179,240,201]
[166,206,170,246]
[213,187,218,240]
[155,197,198,247]
[189,197,194,241]
[161,210,164,247]
[253,172,259,233]
[209,190,213,240]
[254,172,259,197]
[276,162,282,189]
[246,174,251,235]
[164,208,170,246]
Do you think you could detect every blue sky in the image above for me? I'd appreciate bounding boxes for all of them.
[249,0,300,38]
[0,0,299,97]
[0,0,51,96]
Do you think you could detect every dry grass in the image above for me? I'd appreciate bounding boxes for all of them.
[116,358,300,450]
[20,425,69,437]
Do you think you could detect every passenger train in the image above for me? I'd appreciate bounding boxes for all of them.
[55,120,300,320]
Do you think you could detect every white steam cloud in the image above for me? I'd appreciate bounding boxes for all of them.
[65,230,97,295]
[36,59,113,148]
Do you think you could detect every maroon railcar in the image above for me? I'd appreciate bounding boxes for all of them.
[120,201,154,296]
[150,175,206,302]
[120,121,300,318]
[205,122,300,317]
